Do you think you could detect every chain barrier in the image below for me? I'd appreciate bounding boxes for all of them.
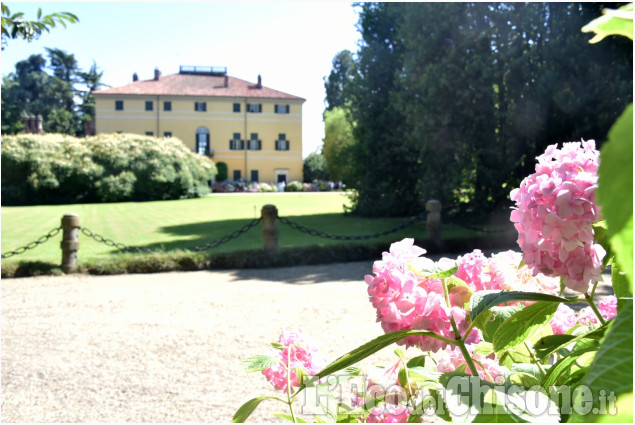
[3,211,426,260]
[278,211,428,241]
[1,226,62,259]
[79,218,263,253]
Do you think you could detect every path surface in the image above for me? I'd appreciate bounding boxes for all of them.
[1,260,613,422]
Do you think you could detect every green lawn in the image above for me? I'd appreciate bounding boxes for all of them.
[2,192,458,267]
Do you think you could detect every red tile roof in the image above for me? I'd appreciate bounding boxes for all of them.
[94,73,305,101]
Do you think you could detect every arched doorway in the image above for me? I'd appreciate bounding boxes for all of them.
[195,126,210,156]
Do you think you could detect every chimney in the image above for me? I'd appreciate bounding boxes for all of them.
[133,72,139,82]
[224,75,228,87]
[257,74,262,89]
[154,68,161,81]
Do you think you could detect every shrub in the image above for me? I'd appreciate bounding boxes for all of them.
[1,133,217,204]
[285,180,304,192]
[216,161,228,181]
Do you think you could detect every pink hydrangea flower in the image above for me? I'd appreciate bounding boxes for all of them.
[510,140,605,293]
[365,404,413,423]
[455,249,497,291]
[261,329,326,392]
[365,239,469,352]
[488,250,560,296]
[550,304,577,334]
[436,346,509,384]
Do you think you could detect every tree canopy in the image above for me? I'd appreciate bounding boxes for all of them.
[1,50,106,135]
[327,2,633,217]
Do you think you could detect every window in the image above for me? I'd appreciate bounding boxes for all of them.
[275,104,290,114]
[229,132,244,150]
[145,131,154,136]
[233,170,242,180]
[195,102,207,112]
[248,133,261,150]
[145,101,153,111]
[247,103,262,113]
[164,101,172,111]
[275,133,290,151]
[233,103,241,113]
[115,100,124,110]
[164,132,172,137]
[251,170,259,182]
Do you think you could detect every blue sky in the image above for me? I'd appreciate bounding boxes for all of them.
[1,1,361,157]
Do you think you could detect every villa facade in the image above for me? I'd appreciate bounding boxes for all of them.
[93,66,305,183]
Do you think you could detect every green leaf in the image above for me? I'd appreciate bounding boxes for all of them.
[271,413,307,423]
[540,346,597,390]
[408,259,458,279]
[568,299,634,422]
[507,371,541,388]
[232,396,278,423]
[582,3,633,43]
[534,334,575,360]
[473,341,494,357]
[271,342,285,350]
[480,305,523,342]
[469,290,573,322]
[394,347,406,360]
[240,354,279,373]
[303,329,449,386]
[597,104,634,287]
[511,363,545,381]
[492,302,560,353]
[612,261,633,312]
[447,275,474,308]
[406,355,428,368]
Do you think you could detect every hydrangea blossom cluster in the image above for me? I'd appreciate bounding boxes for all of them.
[365,239,469,352]
[436,345,510,384]
[488,250,560,295]
[352,360,413,423]
[366,240,564,352]
[261,329,326,392]
[550,295,617,333]
[510,140,605,293]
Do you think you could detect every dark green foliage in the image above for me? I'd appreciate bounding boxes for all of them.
[0,232,517,278]
[343,2,633,217]
[1,51,106,136]
[324,50,356,112]
[216,161,228,181]
[1,133,217,205]
[303,152,328,182]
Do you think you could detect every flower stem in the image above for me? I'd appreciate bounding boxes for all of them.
[524,341,547,376]
[455,333,479,377]
[286,348,298,423]
[442,276,479,377]
[584,291,607,326]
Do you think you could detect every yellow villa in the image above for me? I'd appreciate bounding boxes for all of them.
[93,66,305,183]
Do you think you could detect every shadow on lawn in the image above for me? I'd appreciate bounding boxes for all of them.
[122,213,429,253]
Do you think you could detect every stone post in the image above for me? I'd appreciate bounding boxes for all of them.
[61,213,80,273]
[261,205,278,254]
[426,200,442,247]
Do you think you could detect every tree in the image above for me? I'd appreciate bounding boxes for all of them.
[2,54,77,135]
[344,2,632,217]
[1,5,78,50]
[303,152,328,182]
[324,50,356,112]
[322,105,355,183]
[75,61,107,126]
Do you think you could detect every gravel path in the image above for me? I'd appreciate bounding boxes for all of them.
[1,260,613,423]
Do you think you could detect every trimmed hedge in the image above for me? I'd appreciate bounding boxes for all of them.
[1,133,217,205]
